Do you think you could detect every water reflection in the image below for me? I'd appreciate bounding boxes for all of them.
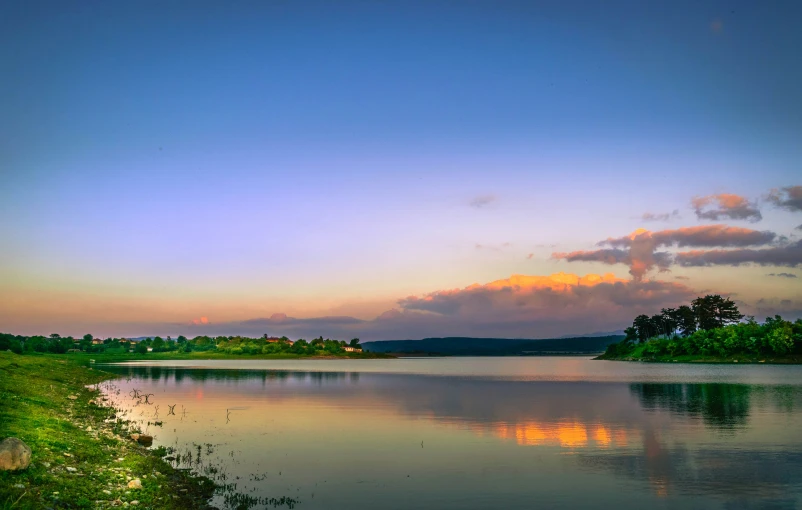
[630,383,752,429]
[101,364,802,509]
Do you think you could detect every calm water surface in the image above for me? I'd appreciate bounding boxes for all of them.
[99,357,802,509]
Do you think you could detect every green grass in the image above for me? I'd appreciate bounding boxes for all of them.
[0,352,215,509]
[596,345,802,364]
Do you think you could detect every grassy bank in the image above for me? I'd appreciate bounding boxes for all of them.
[596,350,802,364]
[0,352,216,509]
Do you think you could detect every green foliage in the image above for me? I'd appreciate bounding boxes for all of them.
[692,295,744,330]
[1,331,384,359]
[0,352,216,508]
[604,314,802,361]
[626,294,742,344]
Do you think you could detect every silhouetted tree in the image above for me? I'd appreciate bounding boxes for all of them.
[693,295,743,330]
[633,315,654,342]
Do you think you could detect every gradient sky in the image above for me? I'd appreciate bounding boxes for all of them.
[1,0,801,339]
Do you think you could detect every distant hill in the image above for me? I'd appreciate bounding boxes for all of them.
[362,335,624,356]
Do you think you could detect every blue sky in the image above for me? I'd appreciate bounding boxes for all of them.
[1,0,800,339]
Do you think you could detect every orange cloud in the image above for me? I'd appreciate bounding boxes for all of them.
[554,225,776,280]
[397,272,693,326]
[194,272,696,340]
[190,316,209,325]
[692,193,761,222]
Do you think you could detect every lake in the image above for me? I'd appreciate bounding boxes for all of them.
[98,357,802,509]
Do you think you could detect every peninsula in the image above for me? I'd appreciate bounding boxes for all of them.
[598,295,802,363]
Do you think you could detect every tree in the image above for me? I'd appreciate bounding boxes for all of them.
[83,334,93,343]
[623,326,638,343]
[650,314,670,338]
[692,295,743,330]
[349,338,361,347]
[633,315,655,342]
[177,335,187,344]
[134,343,148,354]
[674,305,697,337]
[151,336,166,352]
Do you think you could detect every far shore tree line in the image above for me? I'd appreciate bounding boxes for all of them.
[0,333,362,356]
[607,294,802,358]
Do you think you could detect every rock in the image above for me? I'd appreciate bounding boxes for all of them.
[129,434,140,441]
[0,437,32,471]
[67,395,78,400]
[130,501,139,506]
[66,467,77,473]
[136,435,153,446]
[86,426,92,432]
[13,483,24,489]
[128,479,142,489]
[63,453,72,457]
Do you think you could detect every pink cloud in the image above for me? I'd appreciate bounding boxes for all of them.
[553,225,776,280]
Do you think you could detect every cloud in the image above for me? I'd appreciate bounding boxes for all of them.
[475,242,512,251]
[397,273,693,319]
[766,186,802,212]
[469,195,496,209]
[750,297,802,320]
[240,314,365,327]
[164,272,696,340]
[767,273,797,278]
[641,210,680,222]
[190,316,209,325]
[553,226,776,280]
[675,240,802,268]
[691,194,762,222]
[674,276,690,280]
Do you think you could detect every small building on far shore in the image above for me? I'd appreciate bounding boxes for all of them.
[264,335,294,346]
[343,346,362,353]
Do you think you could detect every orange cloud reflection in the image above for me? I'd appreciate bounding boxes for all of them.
[484,420,634,449]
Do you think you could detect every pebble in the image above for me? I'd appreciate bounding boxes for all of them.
[130,501,139,506]
[67,395,78,400]
[66,467,77,473]
[127,479,142,489]
[63,453,72,457]
[103,490,112,495]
